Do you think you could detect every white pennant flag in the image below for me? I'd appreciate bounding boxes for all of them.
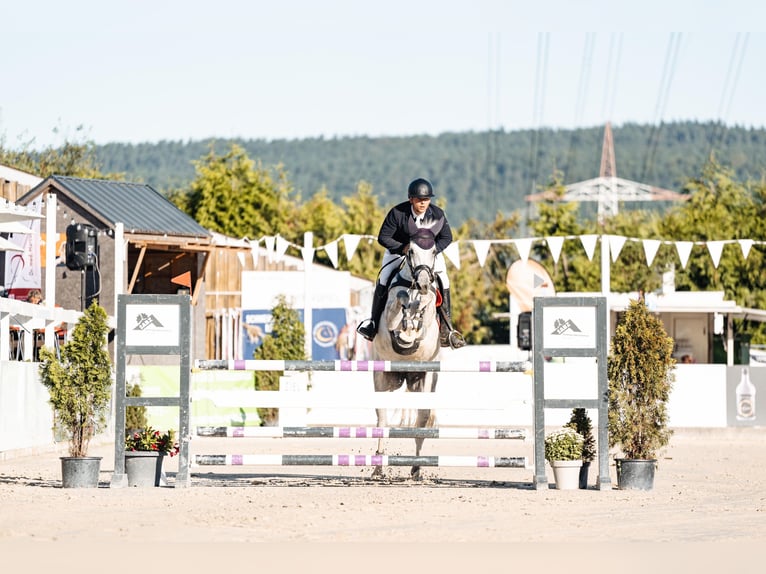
[675,241,693,269]
[472,240,492,267]
[275,235,290,262]
[343,234,362,261]
[236,251,246,268]
[300,245,314,265]
[249,241,260,267]
[579,234,599,261]
[707,240,726,268]
[442,241,461,270]
[264,235,276,262]
[545,236,564,264]
[739,239,754,260]
[642,239,661,266]
[513,237,533,263]
[323,240,338,268]
[608,234,627,263]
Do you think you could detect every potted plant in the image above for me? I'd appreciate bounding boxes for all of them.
[544,427,584,490]
[124,426,180,487]
[38,300,113,488]
[607,297,675,490]
[565,408,596,489]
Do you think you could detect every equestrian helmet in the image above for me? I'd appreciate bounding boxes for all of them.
[407,178,434,199]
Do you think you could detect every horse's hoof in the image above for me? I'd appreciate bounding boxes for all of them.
[371,466,384,479]
[410,466,422,480]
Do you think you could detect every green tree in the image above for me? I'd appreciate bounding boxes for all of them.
[253,295,306,425]
[38,301,113,457]
[608,298,674,460]
[1,129,120,179]
[339,181,386,280]
[182,143,298,239]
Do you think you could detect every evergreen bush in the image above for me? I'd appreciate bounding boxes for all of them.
[253,295,306,425]
[565,408,596,463]
[38,301,113,457]
[607,297,675,460]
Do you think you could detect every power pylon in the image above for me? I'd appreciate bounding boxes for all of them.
[526,122,687,223]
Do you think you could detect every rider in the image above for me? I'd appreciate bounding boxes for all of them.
[356,177,465,348]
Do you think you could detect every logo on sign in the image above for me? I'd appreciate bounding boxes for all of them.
[551,318,584,336]
[313,320,338,348]
[133,313,164,331]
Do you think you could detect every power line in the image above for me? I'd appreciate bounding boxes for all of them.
[708,32,750,158]
[641,32,682,181]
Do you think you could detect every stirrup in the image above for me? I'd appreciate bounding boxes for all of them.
[441,329,466,349]
[356,320,376,342]
[448,330,466,349]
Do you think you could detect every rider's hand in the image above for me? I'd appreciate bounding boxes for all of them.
[401,244,410,256]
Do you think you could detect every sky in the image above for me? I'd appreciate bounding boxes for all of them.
[1,0,765,150]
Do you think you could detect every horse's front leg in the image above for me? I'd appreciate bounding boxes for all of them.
[410,372,438,480]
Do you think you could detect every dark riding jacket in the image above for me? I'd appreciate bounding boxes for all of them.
[377,201,453,256]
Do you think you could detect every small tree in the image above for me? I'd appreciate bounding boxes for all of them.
[125,381,148,432]
[565,408,596,463]
[38,300,113,457]
[607,297,675,460]
[253,295,306,425]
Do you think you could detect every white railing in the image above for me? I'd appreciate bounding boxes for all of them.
[0,298,83,361]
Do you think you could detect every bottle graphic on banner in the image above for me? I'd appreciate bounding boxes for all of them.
[736,367,756,421]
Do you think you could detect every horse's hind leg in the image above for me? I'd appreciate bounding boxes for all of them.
[372,405,386,478]
[409,372,437,480]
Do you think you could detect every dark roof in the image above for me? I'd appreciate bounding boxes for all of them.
[23,176,211,239]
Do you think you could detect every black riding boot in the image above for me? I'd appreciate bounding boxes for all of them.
[356,282,388,341]
[439,288,466,349]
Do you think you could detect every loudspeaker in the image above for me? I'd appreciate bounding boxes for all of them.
[65,223,98,270]
[517,311,532,351]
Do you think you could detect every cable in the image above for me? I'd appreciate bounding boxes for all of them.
[564,33,596,179]
[707,33,749,158]
[528,31,549,198]
[641,32,682,181]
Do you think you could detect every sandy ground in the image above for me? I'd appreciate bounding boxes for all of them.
[1,427,764,571]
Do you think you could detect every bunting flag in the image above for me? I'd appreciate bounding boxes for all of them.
[642,239,661,267]
[675,241,693,269]
[513,237,533,263]
[236,251,246,268]
[324,240,338,269]
[545,236,564,264]
[343,234,361,261]
[263,235,276,262]
[300,245,314,264]
[707,240,726,268]
[274,235,290,262]
[608,234,627,263]
[579,234,599,261]
[739,239,754,260]
[442,242,460,270]
[249,241,260,268]
[472,240,493,267]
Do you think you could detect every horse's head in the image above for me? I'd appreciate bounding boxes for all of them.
[405,228,437,295]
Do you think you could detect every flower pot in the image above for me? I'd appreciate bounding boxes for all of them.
[550,459,583,490]
[60,456,102,488]
[615,458,656,490]
[125,451,165,487]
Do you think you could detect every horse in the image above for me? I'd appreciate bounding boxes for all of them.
[371,228,442,479]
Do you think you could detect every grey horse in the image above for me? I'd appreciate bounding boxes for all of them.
[371,229,442,479]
